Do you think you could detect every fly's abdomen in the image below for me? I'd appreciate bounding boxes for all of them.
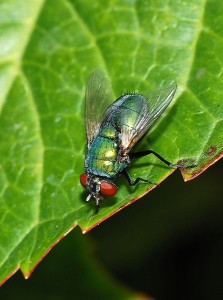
[101,94,148,151]
[103,94,147,134]
[86,125,126,178]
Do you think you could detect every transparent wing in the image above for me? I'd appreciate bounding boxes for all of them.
[100,81,177,153]
[123,81,177,152]
[85,70,114,146]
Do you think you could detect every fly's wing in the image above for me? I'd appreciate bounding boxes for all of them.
[101,81,177,153]
[123,81,177,152]
[85,70,114,146]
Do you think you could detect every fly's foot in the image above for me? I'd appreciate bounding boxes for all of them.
[145,180,157,186]
[122,169,157,186]
[139,178,157,186]
[173,159,197,169]
[169,163,197,169]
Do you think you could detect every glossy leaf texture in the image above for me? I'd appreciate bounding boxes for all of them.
[0,0,223,284]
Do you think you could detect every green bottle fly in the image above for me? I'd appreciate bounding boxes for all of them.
[80,71,177,213]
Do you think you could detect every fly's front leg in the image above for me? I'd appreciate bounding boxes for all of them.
[95,203,100,214]
[130,149,196,169]
[122,169,157,186]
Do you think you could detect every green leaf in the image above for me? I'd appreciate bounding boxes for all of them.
[0,230,144,299]
[0,0,223,285]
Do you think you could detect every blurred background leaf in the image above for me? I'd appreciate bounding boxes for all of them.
[0,0,223,299]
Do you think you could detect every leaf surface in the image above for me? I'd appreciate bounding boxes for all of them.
[0,0,222,284]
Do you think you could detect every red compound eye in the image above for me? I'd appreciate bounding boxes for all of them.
[100,181,118,197]
[80,173,88,188]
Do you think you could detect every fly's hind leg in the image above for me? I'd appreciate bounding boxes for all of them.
[130,149,196,169]
[122,169,157,186]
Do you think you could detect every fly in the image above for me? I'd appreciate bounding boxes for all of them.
[80,71,187,213]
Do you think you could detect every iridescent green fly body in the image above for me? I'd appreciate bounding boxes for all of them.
[80,71,177,213]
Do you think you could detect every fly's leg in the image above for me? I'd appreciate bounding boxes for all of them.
[130,149,196,169]
[87,194,100,214]
[122,169,157,186]
[130,149,175,167]
[95,203,100,214]
[95,198,101,214]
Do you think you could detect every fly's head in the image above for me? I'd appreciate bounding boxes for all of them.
[80,173,118,213]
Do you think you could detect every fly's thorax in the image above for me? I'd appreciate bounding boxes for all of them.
[99,125,117,139]
[118,151,130,164]
[85,124,127,178]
